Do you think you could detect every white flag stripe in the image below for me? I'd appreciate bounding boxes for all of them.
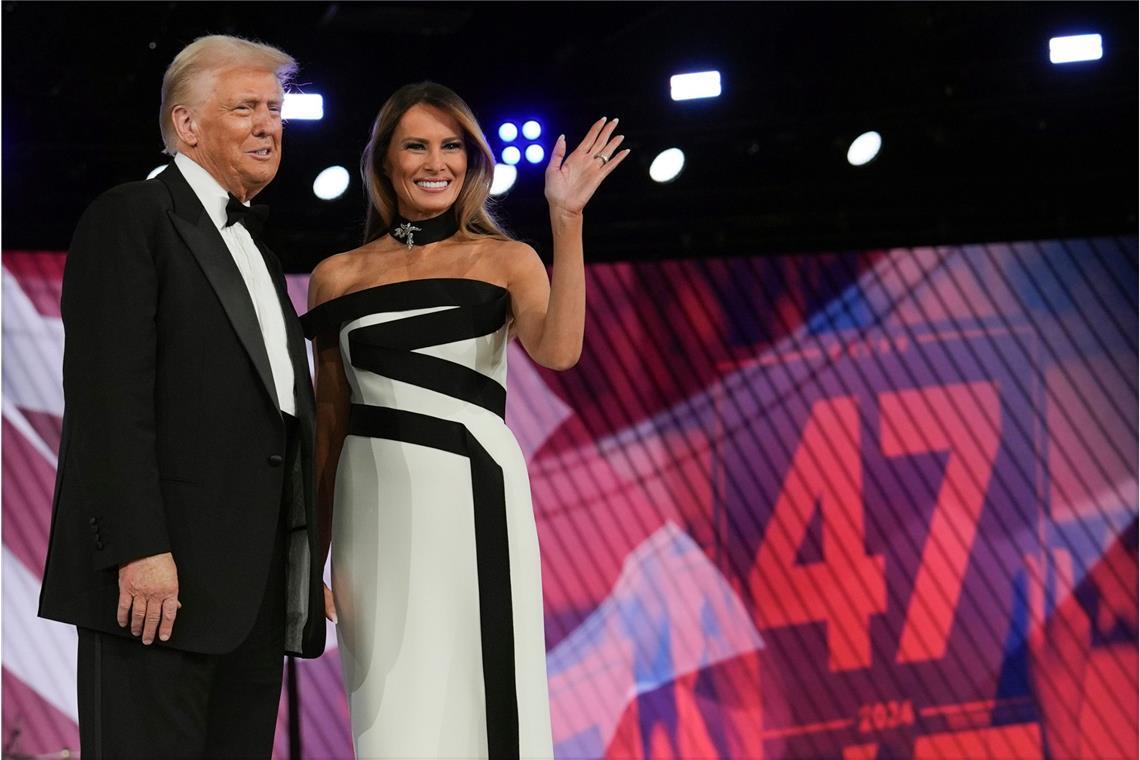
[1,268,65,417]
[2,396,59,467]
[2,548,79,721]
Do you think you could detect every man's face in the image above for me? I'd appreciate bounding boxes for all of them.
[188,67,283,201]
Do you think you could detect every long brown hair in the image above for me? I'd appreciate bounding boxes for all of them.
[360,82,509,244]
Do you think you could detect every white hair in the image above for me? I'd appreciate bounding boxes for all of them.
[159,34,297,155]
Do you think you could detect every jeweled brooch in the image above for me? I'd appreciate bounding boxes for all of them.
[393,222,422,250]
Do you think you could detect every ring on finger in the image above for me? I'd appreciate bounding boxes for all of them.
[594,153,610,164]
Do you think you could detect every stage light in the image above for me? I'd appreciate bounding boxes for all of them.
[147,165,167,179]
[1050,34,1103,64]
[283,93,324,120]
[670,71,721,101]
[490,163,518,196]
[502,146,521,165]
[522,120,542,140]
[846,131,882,166]
[525,144,545,164]
[498,122,519,142]
[313,165,350,200]
[649,148,685,183]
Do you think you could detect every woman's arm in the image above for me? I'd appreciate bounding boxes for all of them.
[307,260,352,621]
[312,332,350,568]
[509,117,629,370]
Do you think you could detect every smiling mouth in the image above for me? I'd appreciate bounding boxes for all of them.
[415,179,450,190]
[248,148,272,158]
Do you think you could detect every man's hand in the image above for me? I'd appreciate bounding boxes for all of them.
[117,552,180,645]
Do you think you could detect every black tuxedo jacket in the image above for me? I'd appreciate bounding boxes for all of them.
[38,163,325,658]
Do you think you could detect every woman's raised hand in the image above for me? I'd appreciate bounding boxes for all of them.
[544,117,629,216]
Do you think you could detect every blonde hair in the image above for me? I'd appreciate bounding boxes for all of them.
[361,82,509,244]
[159,34,297,155]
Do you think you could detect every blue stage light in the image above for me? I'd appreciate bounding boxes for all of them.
[522,120,542,140]
[525,144,545,164]
[498,122,519,142]
[502,146,522,165]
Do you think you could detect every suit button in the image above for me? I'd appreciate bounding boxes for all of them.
[95,540,104,550]
[89,517,98,525]
[267,454,283,467]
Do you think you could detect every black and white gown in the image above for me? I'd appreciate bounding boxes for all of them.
[301,278,554,759]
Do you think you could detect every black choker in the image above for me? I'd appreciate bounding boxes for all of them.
[388,210,459,250]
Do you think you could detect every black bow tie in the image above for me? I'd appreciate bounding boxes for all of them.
[225,195,269,236]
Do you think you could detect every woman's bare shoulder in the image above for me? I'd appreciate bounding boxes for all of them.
[480,238,541,276]
[480,236,536,256]
[308,246,371,308]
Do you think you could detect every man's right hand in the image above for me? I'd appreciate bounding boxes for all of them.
[117,552,180,645]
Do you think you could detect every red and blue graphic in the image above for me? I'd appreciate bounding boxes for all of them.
[3,238,1136,758]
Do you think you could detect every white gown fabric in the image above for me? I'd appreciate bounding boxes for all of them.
[302,278,554,759]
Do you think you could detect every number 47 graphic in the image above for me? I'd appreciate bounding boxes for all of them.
[748,381,1001,671]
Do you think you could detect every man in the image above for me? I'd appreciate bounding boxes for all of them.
[38,34,325,758]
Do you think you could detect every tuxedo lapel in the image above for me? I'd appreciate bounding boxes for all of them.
[159,164,278,410]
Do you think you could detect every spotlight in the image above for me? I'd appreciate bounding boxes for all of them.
[313,166,350,200]
[846,131,882,166]
[649,148,685,183]
[498,122,519,142]
[525,144,545,164]
[490,163,518,196]
[670,71,721,101]
[147,165,168,179]
[283,93,324,120]
[1049,34,1103,64]
[502,146,522,165]
[522,120,542,140]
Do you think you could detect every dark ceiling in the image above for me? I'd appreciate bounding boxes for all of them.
[3,2,1137,272]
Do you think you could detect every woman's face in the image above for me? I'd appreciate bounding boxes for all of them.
[385,103,468,221]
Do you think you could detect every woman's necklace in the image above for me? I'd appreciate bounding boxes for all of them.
[388,210,460,250]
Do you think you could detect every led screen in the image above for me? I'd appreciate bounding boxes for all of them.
[3,238,1136,758]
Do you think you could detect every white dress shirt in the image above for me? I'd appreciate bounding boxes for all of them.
[173,153,296,415]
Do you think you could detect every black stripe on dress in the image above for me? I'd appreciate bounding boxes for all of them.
[347,335,507,419]
[353,293,507,351]
[342,288,508,417]
[347,403,520,759]
[300,278,508,340]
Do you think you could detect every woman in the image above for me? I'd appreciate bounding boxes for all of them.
[301,82,627,758]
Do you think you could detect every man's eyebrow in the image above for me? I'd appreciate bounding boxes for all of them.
[232,93,282,103]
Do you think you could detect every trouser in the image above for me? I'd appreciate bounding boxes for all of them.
[77,415,296,760]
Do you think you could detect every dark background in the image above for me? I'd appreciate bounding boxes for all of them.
[3,1,1136,271]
